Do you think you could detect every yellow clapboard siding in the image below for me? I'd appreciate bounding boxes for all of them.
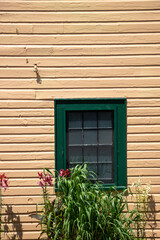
[1,1,160,11]
[1,56,160,67]
[2,196,44,205]
[0,100,53,109]
[0,109,53,117]
[128,125,160,133]
[1,0,160,11]
[0,143,54,152]
[0,99,159,108]
[128,151,160,159]
[2,33,160,45]
[36,88,160,100]
[1,223,41,232]
[0,90,35,100]
[128,143,160,151]
[0,117,53,126]
[128,117,160,125]
[0,126,53,134]
[128,134,160,142]
[129,187,160,195]
[0,152,54,161]
[2,169,54,178]
[2,22,160,34]
[6,178,54,187]
[1,44,160,56]
[1,67,160,78]
[1,213,40,223]
[128,202,160,211]
[128,159,160,167]
[1,160,53,169]
[128,176,160,185]
[0,11,160,23]
[1,78,160,89]
[0,0,160,238]
[128,168,160,176]
[2,187,54,197]
[128,108,160,116]
[1,89,160,100]
[2,232,42,240]
[0,134,54,143]
[127,99,160,107]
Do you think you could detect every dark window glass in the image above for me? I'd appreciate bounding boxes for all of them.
[66,111,114,183]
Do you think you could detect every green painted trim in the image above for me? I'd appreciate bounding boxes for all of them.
[54,98,127,189]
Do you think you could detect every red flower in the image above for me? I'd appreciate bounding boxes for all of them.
[59,169,71,178]
[38,181,45,188]
[37,171,53,188]
[0,173,8,191]
[44,174,53,186]
[38,172,43,180]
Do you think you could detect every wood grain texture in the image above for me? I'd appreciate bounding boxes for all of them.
[1,1,160,11]
[2,33,160,45]
[1,0,160,238]
[1,44,160,56]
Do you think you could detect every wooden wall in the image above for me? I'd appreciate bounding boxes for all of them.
[0,0,160,239]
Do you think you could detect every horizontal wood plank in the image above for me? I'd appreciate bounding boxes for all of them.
[0,100,53,108]
[128,168,160,176]
[128,125,160,133]
[0,134,54,143]
[2,22,160,34]
[0,152,54,161]
[36,88,160,99]
[1,56,160,67]
[1,160,54,168]
[1,44,160,56]
[127,117,160,125]
[0,143,54,152]
[0,109,53,117]
[1,1,160,11]
[128,143,160,150]
[127,99,160,107]
[1,33,160,45]
[128,159,160,166]
[0,126,53,134]
[1,169,54,178]
[1,78,160,89]
[128,134,160,142]
[0,117,53,126]
[1,67,160,78]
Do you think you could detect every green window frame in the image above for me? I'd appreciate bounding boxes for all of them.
[55,98,127,190]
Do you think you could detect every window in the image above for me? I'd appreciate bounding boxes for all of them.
[55,99,127,190]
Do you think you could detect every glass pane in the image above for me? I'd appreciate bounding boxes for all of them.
[84,112,97,129]
[68,130,82,145]
[68,147,82,164]
[84,130,97,145]
[98,146,112,163]
[99,129,113,145]
[68,112,82,129]
[84,146,97,163]
[87,164,97,178]
[98,163,112,180]
[98,111,113,128]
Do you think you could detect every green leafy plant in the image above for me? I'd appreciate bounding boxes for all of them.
[37,165,142,240]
